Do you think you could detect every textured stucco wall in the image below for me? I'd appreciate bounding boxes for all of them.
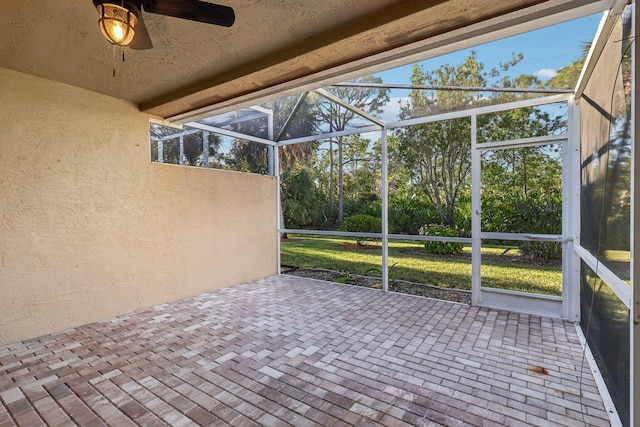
[0,67,277,345]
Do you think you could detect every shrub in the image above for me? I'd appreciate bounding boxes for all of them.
[341,214,382,246]
[388,195,439,235]
[418,224,464,255]
[453,196,472,236]
[519,241,562,260]
[481,192,562,260]
[508,196,562,260]
[280,168,319,229]
[316,204,338,230]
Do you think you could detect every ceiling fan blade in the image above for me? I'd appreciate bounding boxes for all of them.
[130,15,153,49]
[141,0,235,27]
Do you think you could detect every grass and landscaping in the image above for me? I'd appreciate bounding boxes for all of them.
[281,235,563,296]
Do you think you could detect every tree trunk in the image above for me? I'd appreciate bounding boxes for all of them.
[446,203,455,228]
[329,139,334,208]
[522,151,528,197]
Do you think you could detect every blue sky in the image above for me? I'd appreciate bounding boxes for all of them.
[373,13,602,86]
[281,12,605,139]
[358,12,604,125]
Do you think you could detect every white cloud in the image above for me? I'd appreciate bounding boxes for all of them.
[380,96,410,123]
[533,68,558,79]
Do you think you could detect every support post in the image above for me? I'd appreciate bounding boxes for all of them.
[269,109,280,274]
[631,2,639,423]
[179,134,184,165]
[565,98,581,321]
[470,113,481,305]
[157,140,163,163]
[275,143,281,275]
[202,131,209,167]
[381,127,389,292]
[268,148,275,176]
[266,109,275,176]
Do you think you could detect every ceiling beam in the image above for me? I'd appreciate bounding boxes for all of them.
[143,0,562,120]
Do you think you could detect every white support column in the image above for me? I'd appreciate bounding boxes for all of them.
[470,113,481,305]
[157,140,163,163]
[564,98,581,322]
[264,108,280,274]
[268,148,275,175]
[275,142,282,275]
[265,108,276,176]
[179,134,184,165]
[202,131,209,167]
[381,127,389,292]
[631,2,639,423]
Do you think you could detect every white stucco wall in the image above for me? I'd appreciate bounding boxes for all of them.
[0,67,278,345]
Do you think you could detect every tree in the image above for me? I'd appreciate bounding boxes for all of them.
[478,105,565,212]
[280,167,320,229]
[150,124,221,166]
[477,67,566,239]
[314,76,389,224]
[225,140,269,174]
[545,42,590,89]
[394,50,566,232]
[220,95,321,174]
[268,94,319,170]
[339,134,380,202]
[394,52,493,226]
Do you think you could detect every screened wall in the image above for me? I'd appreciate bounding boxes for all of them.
[577,5,633,424]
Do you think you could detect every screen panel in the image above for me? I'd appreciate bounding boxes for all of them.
[581,262,630,426]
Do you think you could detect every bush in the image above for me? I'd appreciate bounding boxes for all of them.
[341,214,382,246]
[453,196,472,236]
[388,195,439,235]
[508,196,562,260]
[519,241,562,260]
[343,198,379,219]
[481,192,562,260]
[317,204,338,230]
[280,168,319,229]
[418,224,464,255]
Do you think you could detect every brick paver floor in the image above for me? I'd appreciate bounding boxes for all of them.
[0,275,612,426]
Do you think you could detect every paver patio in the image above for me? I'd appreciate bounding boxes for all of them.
[0,275,612,426]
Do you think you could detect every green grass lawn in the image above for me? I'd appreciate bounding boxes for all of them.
[281,235,563,296]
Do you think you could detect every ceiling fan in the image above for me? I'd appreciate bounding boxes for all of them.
[92,0,235,50]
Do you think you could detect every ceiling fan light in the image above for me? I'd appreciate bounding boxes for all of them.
[97,3,138,46]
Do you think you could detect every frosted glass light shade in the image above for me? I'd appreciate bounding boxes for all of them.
[97,3,138,46]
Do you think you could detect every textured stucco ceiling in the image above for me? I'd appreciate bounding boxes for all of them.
[1,0,603,119]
